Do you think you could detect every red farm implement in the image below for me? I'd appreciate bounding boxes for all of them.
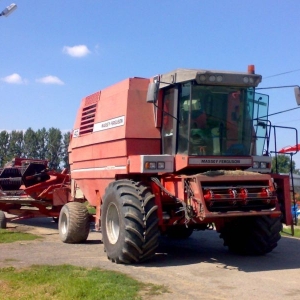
[0,158,70,226]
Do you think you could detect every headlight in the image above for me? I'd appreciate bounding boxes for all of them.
[252,161,269,169]
[260,162,267,169]
[209,75,216,82]
[243,76,249,83]
[139,155,174,173]
[199,75,206,81]
[157,162,165,169]
[145,162,156,169]
[253,161,259,169]
[216,75,223,82]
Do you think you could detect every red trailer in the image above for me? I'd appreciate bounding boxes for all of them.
[0,158,70,228]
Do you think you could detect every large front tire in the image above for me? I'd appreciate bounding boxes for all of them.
[219,216,282,255]
[102,180,159,264]
[59,202,90,243]
[0,210,6,229]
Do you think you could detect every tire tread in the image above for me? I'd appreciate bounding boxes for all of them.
[102,179,159,264]
[219,216,282,255]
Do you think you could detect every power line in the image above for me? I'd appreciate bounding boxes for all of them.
[264,68,300,79]
[261,106,300,118]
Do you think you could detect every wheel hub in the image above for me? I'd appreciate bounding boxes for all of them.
[61,213,68,235]
[106,203,120,244]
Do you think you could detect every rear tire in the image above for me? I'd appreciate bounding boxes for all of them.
[0,210,6,229]
[101,180,159,264]
[59,202,90,243]
[219,216,282,255]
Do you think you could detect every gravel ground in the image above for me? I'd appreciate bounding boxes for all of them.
[1,217,300,300]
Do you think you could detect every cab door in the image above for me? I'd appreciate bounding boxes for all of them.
[253,92,269,155]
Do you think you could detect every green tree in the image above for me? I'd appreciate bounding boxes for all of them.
[271,155,299,174]
[23,128,38,158]
[0,127,70,170]
[0,130,9,167]
[61,132,70,169]
[7,130,23,161]
[36,128,48,160]
[47,127,62,170]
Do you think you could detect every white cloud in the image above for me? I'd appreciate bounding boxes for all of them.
[1,73,26,84]
[62,45,91,57]
[36,75,65,85]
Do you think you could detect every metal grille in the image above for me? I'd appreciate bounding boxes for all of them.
[201,181,277,212]
[80,103,97,135]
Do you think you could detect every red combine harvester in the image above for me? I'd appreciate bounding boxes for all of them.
[0,66,296,264]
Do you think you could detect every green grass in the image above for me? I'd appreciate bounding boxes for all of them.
[281,226,300,238]
[0,229,40,243]
[0,265,168,300]
[85,201,96,214]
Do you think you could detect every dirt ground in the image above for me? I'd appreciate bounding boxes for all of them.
[1,217,300,300]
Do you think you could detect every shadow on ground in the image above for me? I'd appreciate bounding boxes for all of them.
[5,216,300,273]
[143,230,300,273]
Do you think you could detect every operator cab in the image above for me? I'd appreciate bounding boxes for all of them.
[148,67,269,161]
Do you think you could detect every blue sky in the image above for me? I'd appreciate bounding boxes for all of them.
[1,1,300,164]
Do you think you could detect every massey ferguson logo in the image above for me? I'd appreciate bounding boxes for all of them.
[93,116,125,132]
[189,158,252,165]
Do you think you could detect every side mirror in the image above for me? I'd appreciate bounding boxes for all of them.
[146,82,159,103]
[294,86,300,105]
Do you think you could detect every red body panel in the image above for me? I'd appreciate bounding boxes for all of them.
[271,173,293,225]
[69,78,161,205]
